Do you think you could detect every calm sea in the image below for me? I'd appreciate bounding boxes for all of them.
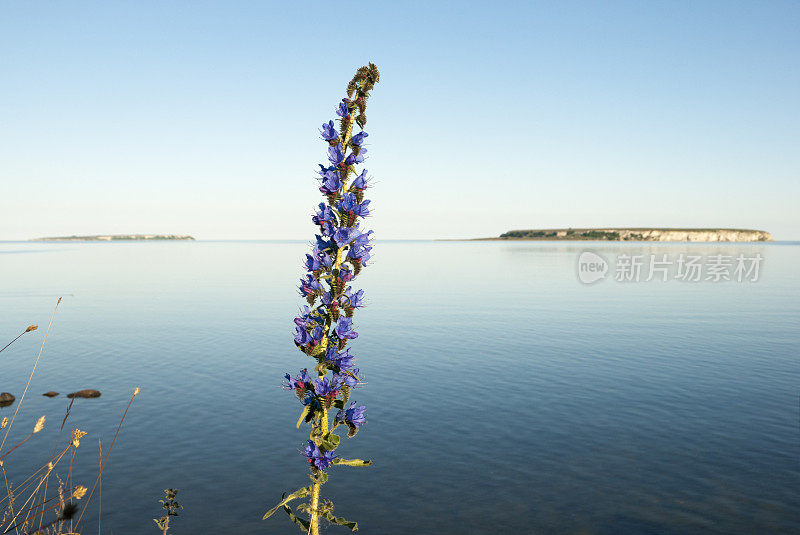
[0,240,798,534]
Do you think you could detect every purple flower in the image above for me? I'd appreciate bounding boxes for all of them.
[293,306,313,328]
[337,265,353,283]
[294,309,326,345]
[352,227,373,247]
[345,148,366,166]
[350,131,368,146]
[317,164,335,177]
[333,368,360,388]
[319,169,343,195]
[334,400,366,436]
[333,226,360,247]
[305,247,334,271]
[336,100,350,118]
[283,368,313,390]
[312,203,338,235]
[315,235,334,253]
[313,376,341,398]
[326,347,356,371]
[309,324,325,345]
[303,439,336,471]
[299,274,322,297]
[338,193,370,218]
[335,401,366,429]
[316,248,334,270]
[350,169,369,191]
[304,252,323,272]
[348,243,372,265]
[327,145,345,166]
[313,202,337,225]
[335,317,358,340]
[294,325,312,346]
[320,120,339,142]
[343,288,365,310]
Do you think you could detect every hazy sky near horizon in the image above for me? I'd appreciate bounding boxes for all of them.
[1,1,798,240]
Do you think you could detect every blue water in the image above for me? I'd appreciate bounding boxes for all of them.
[0,240,798,534]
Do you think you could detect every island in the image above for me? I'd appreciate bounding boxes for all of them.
[32,234,195,242]
[479,228,772,242]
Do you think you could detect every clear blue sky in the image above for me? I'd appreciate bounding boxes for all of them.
[1,1,798,240]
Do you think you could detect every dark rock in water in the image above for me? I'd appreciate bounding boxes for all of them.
[0,393,15,407]
[43,391,59,398]
[67,389,101,399]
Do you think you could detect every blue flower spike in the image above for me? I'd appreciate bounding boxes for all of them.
[268,63,380,533]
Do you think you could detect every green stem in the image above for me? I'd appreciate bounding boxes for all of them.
[309,407,328,535]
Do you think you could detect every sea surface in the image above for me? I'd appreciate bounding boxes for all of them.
[0,240,798,534]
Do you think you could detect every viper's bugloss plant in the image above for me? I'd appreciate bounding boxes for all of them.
[264,63,379,534]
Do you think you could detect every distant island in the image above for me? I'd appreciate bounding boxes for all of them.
[479,228,773,242]
[32,234,195,242]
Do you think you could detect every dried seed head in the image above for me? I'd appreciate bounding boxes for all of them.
[25,325,38,332]
[1,417,7,428]
[33,415,45,434]
[134,387,141,396]
[72,429,87,448]
[72,486,88,500]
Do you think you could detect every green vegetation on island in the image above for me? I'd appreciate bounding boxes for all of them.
[32,234,195,242]
[487,228,773,242]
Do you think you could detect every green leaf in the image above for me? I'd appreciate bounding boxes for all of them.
[296,405,311,429]
[321,509,359,531]
[283,504,311,531]
[333,399,344,409]
[262,486,311,520]
[309,470,329,484]
[321,432,341,451]
[332,458,372,467]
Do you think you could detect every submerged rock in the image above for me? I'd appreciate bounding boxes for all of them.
[43,391,59,398]
[0,393,15,407]
[67,389,101,399]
